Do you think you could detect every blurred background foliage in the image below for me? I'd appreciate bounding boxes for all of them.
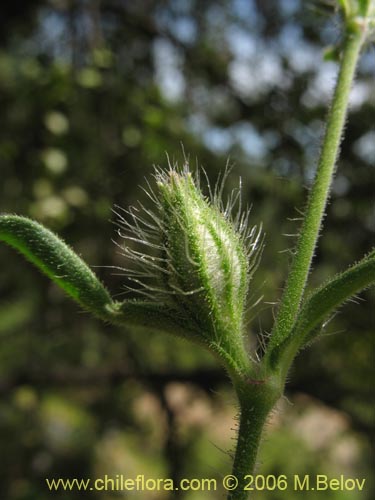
[0,0,374,499]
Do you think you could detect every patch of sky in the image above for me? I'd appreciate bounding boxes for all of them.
[278,23,302,50]
[232,0,260,30]
[229,48,283,99]
[205,4,229,38]
[170,0,194,15]
[272,157,298,177]
[279,0,300,18]
[187,113,209,137]
[359,50,375,74]
[199,121,272,161]
[285,118,322,149]
[154,5,196,44]
[169,16,197,44]
[319,12,343,46]
[202,127,233,154]
[278,23,320,73]
[353,131,375,166]
[153,5,170,31]
[349,82,373,111]
[35,9,68,60]
[301,61,337,107]
[332,175,350,196]
[231,122,268,159]
[227,27,257,58]
[283,118,323,182]
[302,60,372,110]
[153,38,185,102]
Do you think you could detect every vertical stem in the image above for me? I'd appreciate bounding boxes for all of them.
[227,382,279,500]
[227,409,266,500]
[266,27,366,366]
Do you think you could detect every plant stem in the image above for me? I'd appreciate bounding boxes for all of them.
[227,380,280,500]
[266,26,366,369]
[230,19,369,500]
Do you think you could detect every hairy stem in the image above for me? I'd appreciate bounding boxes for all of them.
[227,379,280,500]
[230,12,372,498]
[266,24,366,369]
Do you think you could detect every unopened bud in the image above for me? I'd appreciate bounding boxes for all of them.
[117,165,262,371]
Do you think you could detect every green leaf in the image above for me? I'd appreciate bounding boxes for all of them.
[0,215,114,320]
[111,299,203,339]
[295,248,375,345]
[0,215,208,340]
[267,250,375,377]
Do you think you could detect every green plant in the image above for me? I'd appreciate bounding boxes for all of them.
[1,2,374,499]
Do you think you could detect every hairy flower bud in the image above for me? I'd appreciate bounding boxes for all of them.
[116,165,261,371]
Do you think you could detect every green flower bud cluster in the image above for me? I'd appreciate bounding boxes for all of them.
[115,165,262,372]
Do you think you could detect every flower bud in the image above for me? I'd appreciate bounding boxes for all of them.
[117,165,261,369]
